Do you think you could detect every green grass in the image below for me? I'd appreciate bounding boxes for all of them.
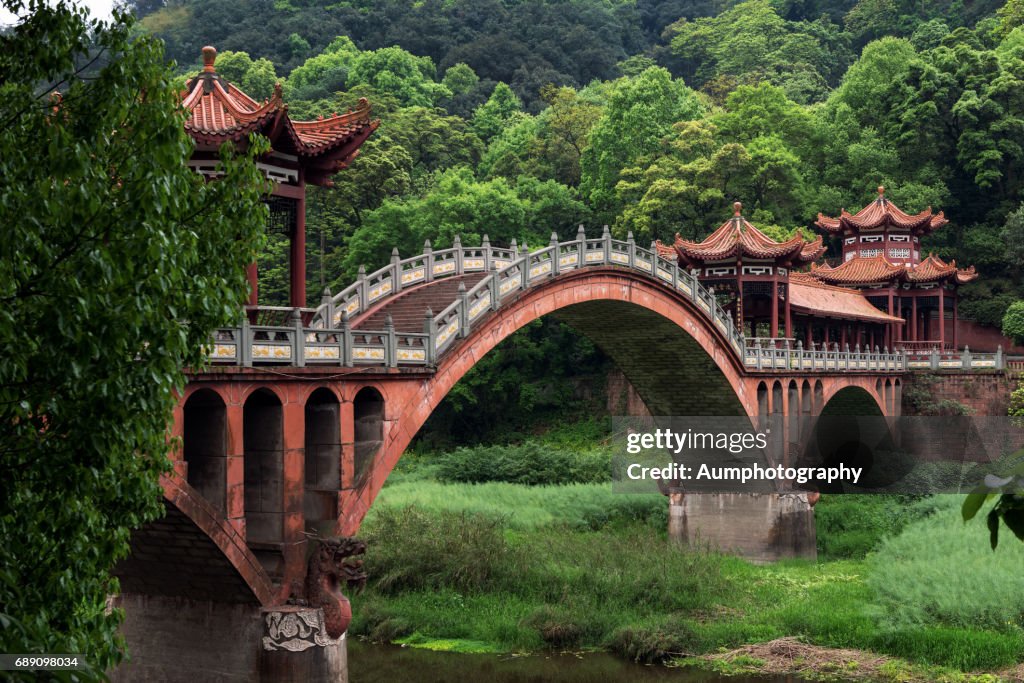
[352,470,1024,674]
[372,480,665,530]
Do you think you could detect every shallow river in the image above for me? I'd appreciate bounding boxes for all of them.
[348,640,815,682]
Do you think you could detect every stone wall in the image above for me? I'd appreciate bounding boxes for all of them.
[902,371,1017,416]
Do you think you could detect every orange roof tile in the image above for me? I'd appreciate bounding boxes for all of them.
[815,186,947,235]
[789,273,904,324]
[656,203,826,266]
[182,46,378,163]
[907,253,978,284]
[810,255,906,285]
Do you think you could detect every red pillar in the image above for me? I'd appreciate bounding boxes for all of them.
[953,291,959,350]
[911,295,918,342]
[938,287,945,348]
[784,288,792,340]
[770,279,779,340]
[246,262,258,307]
[841,325,847,349]
[824,323,830,347]
[289,178,307,309]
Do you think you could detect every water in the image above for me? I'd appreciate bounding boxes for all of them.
[348,640,812,683]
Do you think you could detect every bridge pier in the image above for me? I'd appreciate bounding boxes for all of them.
[111,596,348,683]
[668,491,817,563]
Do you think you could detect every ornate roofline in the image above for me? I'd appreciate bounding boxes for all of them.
[815,186,947,235]
[181,46,378,168]
[656,202,826,267]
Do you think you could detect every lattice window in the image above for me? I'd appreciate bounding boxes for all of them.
[860,248,882,258]
[266,196,298,235]
[743,281,771,297]
[889,248,910,259]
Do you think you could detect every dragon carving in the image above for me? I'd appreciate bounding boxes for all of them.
[304,537,367,639]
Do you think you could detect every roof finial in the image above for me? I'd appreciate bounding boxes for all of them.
[733,201,742,217]
[877,185,885,198]
[202,46,217,73]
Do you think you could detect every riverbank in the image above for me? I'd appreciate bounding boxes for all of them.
[348,448,1024,682]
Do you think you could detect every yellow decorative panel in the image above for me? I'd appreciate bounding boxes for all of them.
[252,344,292,359]
[305,346,340,360]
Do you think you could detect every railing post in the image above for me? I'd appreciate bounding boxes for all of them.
[357,264,368,311]
[844,343,850,371]
[340,310,353,367]
[489,270,500,309]
[390,247,402,294]
[996,345,1004,370]
[385,314,397,368]
[550,231,560,276]
[961,345,971,370]
[482,234,492,272]
[930,346,939,371]
[424,239,434,283]
[240,315,252,367]
[577,225,586,264]
[423,307,435,366]
[290,308,305,367]
[627,231,636,269]
[796,340,804,370]
[454,234,464,275]
[784,338,791,369]
[320,286,333,333]
[649,241,658,275]
[519,240,529,290]
[603,225,611,264]
[457,281,469,338]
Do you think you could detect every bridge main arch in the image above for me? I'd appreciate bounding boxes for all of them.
[337,266,753,534]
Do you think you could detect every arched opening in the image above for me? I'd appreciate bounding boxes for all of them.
[803,386,894,492]
[885,378,893,415]
[353,387,385,489]
[893,378,902,417]
[305,388,341,532]
[757,382,769,430]
[243,388,284,576]
[813,380,824,415]
[183,389,227,513]
[787,380,800,467]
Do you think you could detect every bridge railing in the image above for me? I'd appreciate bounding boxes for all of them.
[744,341,906,372]
[208,310,432,367]
[207,230,912,373]
[904,346,1005,371]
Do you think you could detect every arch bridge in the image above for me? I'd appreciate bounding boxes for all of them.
[112,230,1001,681]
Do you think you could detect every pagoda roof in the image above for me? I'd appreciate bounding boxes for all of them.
[789,273,904,324]
[182,46,378,185]
[908,253,977,284]
[815,186,947,235]
[810,253,977,286]
[656,203,826,266]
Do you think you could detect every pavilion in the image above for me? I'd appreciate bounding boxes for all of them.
[182,46,378,309]
[813,187,977,350]
[657,202,904,350]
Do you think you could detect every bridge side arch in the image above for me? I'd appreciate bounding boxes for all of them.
[114,474,275,606]
[337,268,752,533]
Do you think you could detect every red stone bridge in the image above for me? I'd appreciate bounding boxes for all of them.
[111,231,1005,682]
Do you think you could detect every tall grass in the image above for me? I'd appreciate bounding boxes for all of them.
[868,496,1024,632]
[371,480,666,531]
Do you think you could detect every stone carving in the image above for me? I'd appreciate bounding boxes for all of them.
[262,609,340,652]
[305,537,367,639]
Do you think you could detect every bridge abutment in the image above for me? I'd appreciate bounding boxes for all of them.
[111,596,348,683]
[668,491,817,563]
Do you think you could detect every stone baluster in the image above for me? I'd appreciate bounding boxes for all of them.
[391,247,402,294]
[340,310,353,367]
[424,238,434,283]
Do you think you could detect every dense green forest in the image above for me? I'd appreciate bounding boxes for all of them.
[137,0,1024,442]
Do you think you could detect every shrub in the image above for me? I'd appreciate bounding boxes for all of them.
[360,506,522,593]
[607,615,700,663]
[868,496,1024,632]
[814,494,934,559]
[436,442,609,485]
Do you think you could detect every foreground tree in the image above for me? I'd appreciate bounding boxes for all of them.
[0,0,268,674]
